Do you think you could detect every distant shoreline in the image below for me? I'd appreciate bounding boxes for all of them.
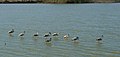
[0,2,119,4]
[0,0,120,4]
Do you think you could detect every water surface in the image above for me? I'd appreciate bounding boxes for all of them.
[0,3,120,57]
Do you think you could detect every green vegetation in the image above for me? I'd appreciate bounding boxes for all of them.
[0,0,120,3]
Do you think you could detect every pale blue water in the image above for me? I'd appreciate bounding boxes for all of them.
[0,3,120,57]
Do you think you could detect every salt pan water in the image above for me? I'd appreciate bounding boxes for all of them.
[0,3,120,57]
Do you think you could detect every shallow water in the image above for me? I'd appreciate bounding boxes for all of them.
[0,3,120,57]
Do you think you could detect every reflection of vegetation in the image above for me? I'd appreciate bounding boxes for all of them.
[45,42,52,47]
[0,0,120,3]
[41,0,120,3]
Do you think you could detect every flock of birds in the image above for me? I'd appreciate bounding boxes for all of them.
[7,29,103,44]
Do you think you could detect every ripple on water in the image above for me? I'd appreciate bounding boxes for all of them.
[0,4,120,57]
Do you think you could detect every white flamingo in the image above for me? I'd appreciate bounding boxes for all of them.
[33,32,39,36]
[8,29,14,34]
[18,31,25,37]
[64,34,69,39]
[96,35,103,42]
[45,38,52,42]
[52,33,59,36]
[44,32,51,37]
[72,37,79,41]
